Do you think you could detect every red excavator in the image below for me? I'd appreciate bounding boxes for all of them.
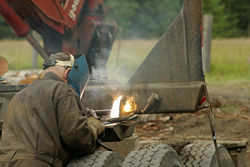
[0,0,116,74]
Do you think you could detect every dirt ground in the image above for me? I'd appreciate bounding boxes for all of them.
[1,70,249,164]
[135,84,250,165]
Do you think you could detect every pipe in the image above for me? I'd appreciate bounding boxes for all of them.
[25,33,49,60]
[0,0,49,60]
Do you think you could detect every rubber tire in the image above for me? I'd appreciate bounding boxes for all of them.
[66,150,124,167]
[122,144,183,167]
[0,97,9,131]
[180,142,234,167]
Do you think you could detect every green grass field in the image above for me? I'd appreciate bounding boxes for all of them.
[0,40,44,69]
[206,39,250,84]
[108,38,250,85]
[0,38,249,85]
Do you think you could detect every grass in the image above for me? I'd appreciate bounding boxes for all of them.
[0,38,249,85]
[205,38,250,84]
[108,38,250,85]
[0,40,44,69]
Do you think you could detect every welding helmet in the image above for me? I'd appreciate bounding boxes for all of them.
[43,52,89,98]
[67,55,89,99]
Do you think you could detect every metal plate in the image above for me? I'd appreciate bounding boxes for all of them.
[129,0,204,84]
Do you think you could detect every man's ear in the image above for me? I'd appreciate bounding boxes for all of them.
[63,68,71,82]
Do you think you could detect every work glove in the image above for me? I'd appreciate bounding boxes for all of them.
[85,107,99,119]
[87,117,105,140]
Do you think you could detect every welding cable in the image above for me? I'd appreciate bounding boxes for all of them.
[96,139,114,152]
[203,90,222,167]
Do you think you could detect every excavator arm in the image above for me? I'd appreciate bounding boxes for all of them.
[0,0,116,74]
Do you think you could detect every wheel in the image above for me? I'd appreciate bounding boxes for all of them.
[180,142,234,167]
[0,97,9,130]
[66,150,124,167]
[122,144,183,167]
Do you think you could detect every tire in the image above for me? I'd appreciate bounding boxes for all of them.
[0,97,9,130]
[180,142,234,167]
[122,144,183,167]
[66,150,124,167]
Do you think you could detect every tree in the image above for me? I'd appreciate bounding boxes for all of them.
[134,0,183,38]
[105,0,182,38]
[0,16,15,39]
[105,0,140,38]
[0,1,249,39]
[203,0,237,38]
[222,0,250,37]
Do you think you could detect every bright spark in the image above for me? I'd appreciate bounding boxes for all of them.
[110,96,122,118]
[124,100,132,113]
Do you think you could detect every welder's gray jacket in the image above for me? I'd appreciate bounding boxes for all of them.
[0,72,96,167]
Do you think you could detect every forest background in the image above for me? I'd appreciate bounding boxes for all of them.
[0,0,249,84]
[0,0,249,39]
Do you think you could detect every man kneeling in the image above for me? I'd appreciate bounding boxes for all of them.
[0,52,104,167]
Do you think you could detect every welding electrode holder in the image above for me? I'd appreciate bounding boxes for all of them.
[96,93,161,145]
[136,93,161,114]
[95,93,161,120]
[96,93,161,150]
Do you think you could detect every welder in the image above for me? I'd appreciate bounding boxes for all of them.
[0,52,104,167]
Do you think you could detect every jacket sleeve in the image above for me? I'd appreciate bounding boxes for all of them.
[55,90,96,155]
